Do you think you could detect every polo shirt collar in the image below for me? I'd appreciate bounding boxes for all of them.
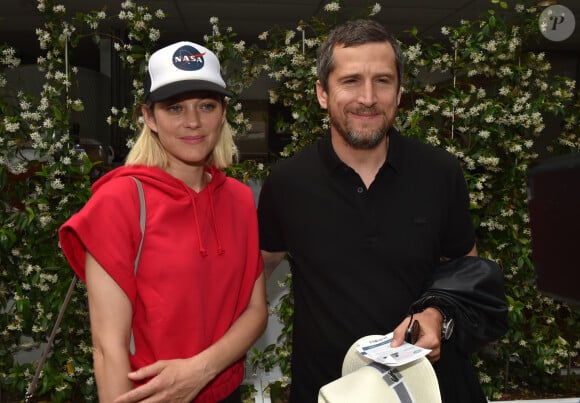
[318,127,403,174]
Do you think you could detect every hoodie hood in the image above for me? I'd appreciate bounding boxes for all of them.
[93,165,227,256]
[92,164,226,196]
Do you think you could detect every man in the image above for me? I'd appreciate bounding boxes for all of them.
[258,19,485,402]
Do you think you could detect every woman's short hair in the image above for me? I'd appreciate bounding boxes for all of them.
[125,104,238,169]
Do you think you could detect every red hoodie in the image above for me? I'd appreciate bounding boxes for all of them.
[59,165,262,402]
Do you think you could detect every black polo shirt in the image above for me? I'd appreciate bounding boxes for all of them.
[258,128,475,402]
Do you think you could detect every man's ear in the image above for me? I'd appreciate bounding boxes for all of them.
[316,80,329,110]
[396,87,403,107]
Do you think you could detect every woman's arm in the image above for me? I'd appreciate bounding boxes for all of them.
[85,251,134,402]
[114,272,268,403]
[195,271,268,379]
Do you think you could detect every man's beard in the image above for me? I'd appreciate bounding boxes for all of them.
[330,113,389,150]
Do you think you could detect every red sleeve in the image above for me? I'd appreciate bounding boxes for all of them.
[58,176,143,305]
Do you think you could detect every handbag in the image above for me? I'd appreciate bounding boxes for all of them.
[409,256,509,355]
[25,177,146,402]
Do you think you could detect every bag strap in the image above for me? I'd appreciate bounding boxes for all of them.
[25,176,146,402]
[129,176,145,354]
[132,176,146,275]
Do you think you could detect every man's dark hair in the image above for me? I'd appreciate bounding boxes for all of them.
[316,19,404,92]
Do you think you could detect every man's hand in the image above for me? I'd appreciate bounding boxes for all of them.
[390,307,443,362]
[113,357,212,403]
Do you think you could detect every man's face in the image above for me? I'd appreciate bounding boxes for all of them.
[316,42,401,149]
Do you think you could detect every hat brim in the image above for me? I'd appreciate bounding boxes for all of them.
[319,335,442,403]
[148,80,232,102]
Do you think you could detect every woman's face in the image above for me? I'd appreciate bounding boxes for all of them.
[142,91,226,168]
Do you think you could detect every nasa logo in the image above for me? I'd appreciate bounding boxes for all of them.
[172,45,206,71]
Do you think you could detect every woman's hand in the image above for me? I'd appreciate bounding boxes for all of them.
[113,356,211,403]
[114,272,267,402]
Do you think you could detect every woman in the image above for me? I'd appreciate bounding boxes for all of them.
[59,41,267,403]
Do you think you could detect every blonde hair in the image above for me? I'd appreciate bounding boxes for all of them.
[125,107,238,169]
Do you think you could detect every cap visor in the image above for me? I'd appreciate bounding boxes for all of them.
[149,80,232,101]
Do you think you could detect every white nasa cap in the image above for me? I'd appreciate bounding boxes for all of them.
[145,41,231,101]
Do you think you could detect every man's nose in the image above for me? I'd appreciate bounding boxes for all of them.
[358,81,377,105]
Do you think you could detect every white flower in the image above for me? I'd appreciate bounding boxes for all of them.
[149,28,160,42]
[51,178,65,190]
[155,9,165,18]
[233,40,246,52]
[426,135,440,146]
[479,374,492,383]
[484,115,495,123]
[324,2,340,12]
[134,20,146,31]
[499,86,510,96]
[284,30,295,45]
[43,118,54,128]
[121,0,135,9]
[369,3,381,16]
[405,43,422,62]
[485,40,497,52]
[210,16,219,24]
[39,215,53,227]
[3,120,20,133]
[52,4,66,13]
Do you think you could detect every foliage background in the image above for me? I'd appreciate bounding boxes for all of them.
[0,0,578,401]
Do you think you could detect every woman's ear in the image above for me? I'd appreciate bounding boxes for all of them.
[221,99,228,125]
[141,104,157,132]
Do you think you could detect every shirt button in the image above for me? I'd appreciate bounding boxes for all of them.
[357,186,364,194]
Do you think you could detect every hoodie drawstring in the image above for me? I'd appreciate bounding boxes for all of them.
[207,189,225,255]
[189,175,224,257]
[190,196,208,257]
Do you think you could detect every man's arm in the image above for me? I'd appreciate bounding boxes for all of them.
[442,244,477,260]
[262,250,286,279]
[465,244,477,256]
[391,243,478,361]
